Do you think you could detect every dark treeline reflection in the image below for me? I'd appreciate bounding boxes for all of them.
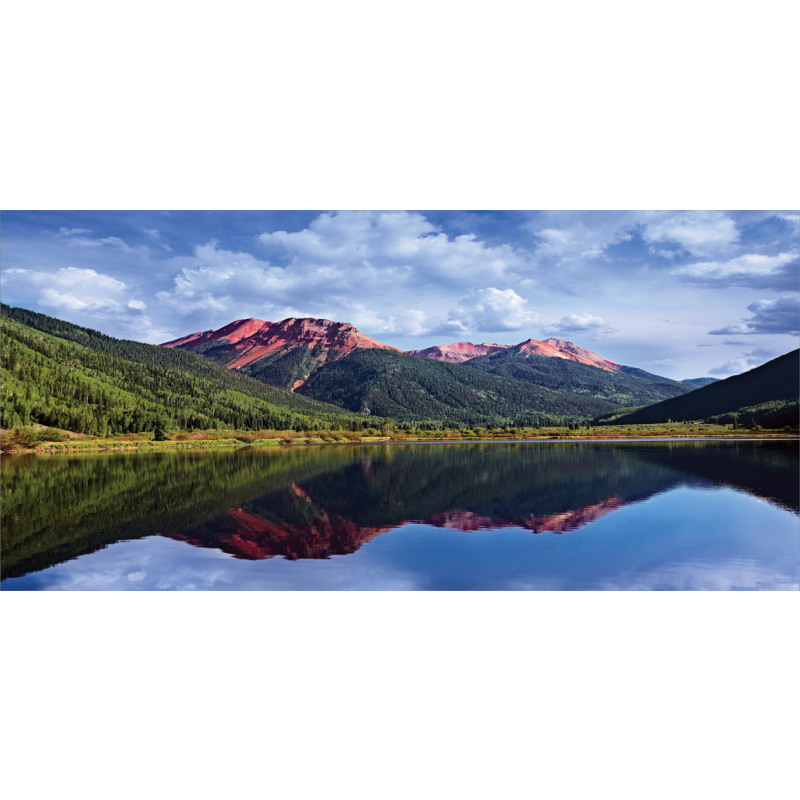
[2,441,797,579]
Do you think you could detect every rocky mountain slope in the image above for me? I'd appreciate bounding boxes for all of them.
[406,341,508,364]
[160,315,705,420]
[409,336,623,371]
[162,317,399,391]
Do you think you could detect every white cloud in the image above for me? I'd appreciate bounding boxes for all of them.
[154,213,533,334]
[446,288,539,332]
[2,266,170,343]
[142,228,172,251]
[709,296,799,335]
[709,347,776,376]
[327,304,430,338]
[530,211,640,260]
[155,242,300,317]
[3,267,128,312]
[528,210,742,263]
[548,313,616,336]
[54,227,133,250]
[257,211,527,286]
[640,210,739,257]
[672,252,797,286]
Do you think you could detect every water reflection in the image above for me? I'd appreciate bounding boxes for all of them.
[2,441,798,589]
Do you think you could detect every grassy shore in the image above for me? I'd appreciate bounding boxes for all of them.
[1,421,797,454]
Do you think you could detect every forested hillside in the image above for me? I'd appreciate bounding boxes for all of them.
[606,350,799,427]
[463,350,691,407]
[298,348,619,424]
[0,311,361,434]
[0,304,348,416]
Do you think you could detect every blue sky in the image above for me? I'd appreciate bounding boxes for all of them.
[1,209,797,379]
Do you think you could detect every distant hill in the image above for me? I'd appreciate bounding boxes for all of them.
[408,336,623,372]
[297,348,619,424]
[162,316,399,390]
[406,341,508,364]
[605,350,799,427]
[463,349,692,408]
[682,377,718,388]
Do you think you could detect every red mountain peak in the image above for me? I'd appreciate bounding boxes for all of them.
[540,338,622,372]
[161,317,269,349]
[160,315,399,390]
[407,341,509,364]
[409,335,623,372]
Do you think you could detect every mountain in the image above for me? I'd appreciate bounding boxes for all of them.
[605,350,799,427]
[512,337,623,371]
[160,317,687,418]
[410,336,623,372]
[462,349,692,408]
[0,305,361,434]
[162,317,399,391]
[295,347,618,423]
[681,377,719,388]
[406,341,508,364]
[164,321,630,390]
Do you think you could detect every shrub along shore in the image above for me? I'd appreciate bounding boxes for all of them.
[1,421,796,454]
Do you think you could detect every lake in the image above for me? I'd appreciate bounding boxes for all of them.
[1,440,797,590]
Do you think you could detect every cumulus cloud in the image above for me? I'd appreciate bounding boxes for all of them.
[2,266,170,342]
[3,267,129,312]
[709,296,800,335]
[5,209,797,364]
[528,210,743,264]
[154,212,533,334]
[709,347,776,376]
[671,252,798,289]
[548,313,616,336]
[257,210,527,286]
[327,304,431,337]
[446,288,539,332]
[640,210,739,258]
[528,211,640,260]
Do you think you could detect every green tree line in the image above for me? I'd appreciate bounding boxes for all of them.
[0,314,362,434]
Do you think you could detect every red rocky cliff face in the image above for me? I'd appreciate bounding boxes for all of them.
[514,338,622,372]
[161,316,399,389]
[406,341,509,364]
[161,317,270,349]
[409,336,623,372]
[162,315,624,387]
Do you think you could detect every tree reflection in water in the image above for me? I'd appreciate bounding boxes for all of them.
[2,441,797,580]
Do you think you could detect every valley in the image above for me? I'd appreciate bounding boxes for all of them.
[1,303,797,449]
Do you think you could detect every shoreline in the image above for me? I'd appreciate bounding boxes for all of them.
[3,431,797,456]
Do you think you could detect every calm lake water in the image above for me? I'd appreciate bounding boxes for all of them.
[2,440,798,590]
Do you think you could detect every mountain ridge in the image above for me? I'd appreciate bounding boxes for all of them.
[408,336,624,371]
[163,316,399,390]
[163,316,638,391]
[603,350,799,427]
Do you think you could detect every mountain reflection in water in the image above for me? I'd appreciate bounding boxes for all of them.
[2,441,797,585]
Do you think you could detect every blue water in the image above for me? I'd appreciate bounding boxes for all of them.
[2,441,798,590]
